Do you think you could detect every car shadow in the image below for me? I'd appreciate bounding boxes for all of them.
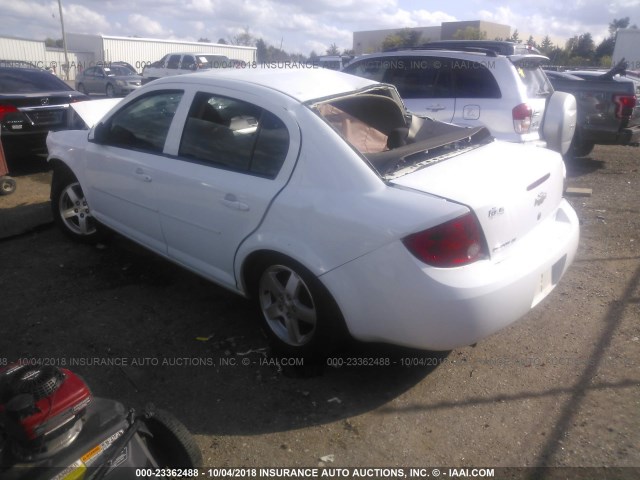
[0,229,442,436]
[564,155,605,178]
[3,150,50,176]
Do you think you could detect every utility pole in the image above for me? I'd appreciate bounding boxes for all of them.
[57,0,70,80]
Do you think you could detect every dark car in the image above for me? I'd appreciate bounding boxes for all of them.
[0,67,89,154]
[0,60,41,69]
[75,65,143,97]
[545,66,640,156]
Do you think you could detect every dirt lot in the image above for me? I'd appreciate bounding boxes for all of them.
[0,146,639,477]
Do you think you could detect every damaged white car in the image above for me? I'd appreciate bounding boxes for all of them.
[47,68,579,355]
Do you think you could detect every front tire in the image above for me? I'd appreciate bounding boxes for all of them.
[51,168,101,243]
[252,254,347,356]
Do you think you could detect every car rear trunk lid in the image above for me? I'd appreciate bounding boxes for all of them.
[389,140,565,262]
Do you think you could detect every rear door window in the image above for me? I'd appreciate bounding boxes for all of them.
[179,92,290,178]
[342,59,387,82]
[382,57,454,99]
[166,55,181,69]
[180,55,196,70]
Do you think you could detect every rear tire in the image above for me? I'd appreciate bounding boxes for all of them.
[569,138,595,158]
[250,254,347,357]
[141,409,203,469]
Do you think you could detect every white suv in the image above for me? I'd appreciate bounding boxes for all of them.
[342,45,576,154]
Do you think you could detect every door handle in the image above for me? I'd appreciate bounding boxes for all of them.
[221,193,249,211]
[134,167,152,182]
[426,104,446,111]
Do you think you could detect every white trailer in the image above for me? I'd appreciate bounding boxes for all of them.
[612,29,640,72]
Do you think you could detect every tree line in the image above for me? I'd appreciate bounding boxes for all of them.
[379,17,637,68]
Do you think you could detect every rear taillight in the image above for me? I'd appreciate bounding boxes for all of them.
[0,104,19,121]
[512,103,532,134]
[613,94,636,119]
[402,212,489,268]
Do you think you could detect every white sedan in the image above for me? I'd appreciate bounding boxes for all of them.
[47,68,579,355]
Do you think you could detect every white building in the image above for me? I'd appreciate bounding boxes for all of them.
[65,34,257,76]
[0,35,85,78]
[0,34,257,81]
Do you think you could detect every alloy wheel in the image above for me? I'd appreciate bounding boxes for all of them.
[58,182,96,236]
[258,264,318,347]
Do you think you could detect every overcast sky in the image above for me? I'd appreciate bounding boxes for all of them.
[0,0,637,54]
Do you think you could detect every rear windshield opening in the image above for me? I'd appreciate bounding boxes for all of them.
[314,93,408,155]
[516,64,554,97]
[314,92,493,178]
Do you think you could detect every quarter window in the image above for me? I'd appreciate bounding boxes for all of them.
[179,92,289,178]
[453,63,501,98]
[97,90,183,153]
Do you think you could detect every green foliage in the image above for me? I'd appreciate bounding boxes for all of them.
[381,28,423,51]
[598,55,612,67]
[326,43,341,55]
[45,38,64,48]
[256,38,268,63]
[230,27,256,47]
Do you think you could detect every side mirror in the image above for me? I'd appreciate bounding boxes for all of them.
[90,122,108,143]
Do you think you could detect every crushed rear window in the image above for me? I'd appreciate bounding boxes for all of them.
[313,90,493,179]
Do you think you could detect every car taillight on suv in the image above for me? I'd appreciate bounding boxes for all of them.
[402,213,489,267]
[612,94,636,119]
[512,103,532,133]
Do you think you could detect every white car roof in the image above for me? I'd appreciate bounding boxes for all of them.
[152,67,381,103]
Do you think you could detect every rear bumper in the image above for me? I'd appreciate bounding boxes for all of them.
[321,199,580,351]
[580,124,640,146]
[0,131,49,153]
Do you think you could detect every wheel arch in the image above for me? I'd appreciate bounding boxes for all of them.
[49,157,72,172]
[240,248,352,353]
[240,249,309,299]
[48,158,77,188]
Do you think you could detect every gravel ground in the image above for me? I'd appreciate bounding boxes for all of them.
[0,145,638,478]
